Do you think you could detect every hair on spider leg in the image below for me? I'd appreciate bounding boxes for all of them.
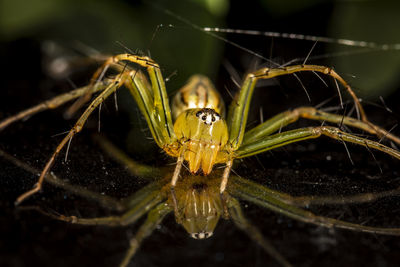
[292,72,312,102]
[222,59,242,91]
[363,141,383,174]
[115,40,138,56]
[379,96,393,114]
[164,70,178,83]
[64,135,73,163]
[381,125,399,148]
[338,104,348,131]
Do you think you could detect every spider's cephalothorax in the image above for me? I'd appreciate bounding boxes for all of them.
[171,75,229,175]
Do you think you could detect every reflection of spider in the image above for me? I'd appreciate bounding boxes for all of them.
[4,133,400,267]
[2,54,399,206]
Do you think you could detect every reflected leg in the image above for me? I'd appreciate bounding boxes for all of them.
[279,188,400,207]
[120,203,172,267]
[93,134,161,180]
[23,185,166,227]
[229,175,400,235]
[228,197,292,267]
[0,148,123,211]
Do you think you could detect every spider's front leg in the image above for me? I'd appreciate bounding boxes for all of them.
[15,78,126,205]
[227,64,400,150]
[15,54,178,205]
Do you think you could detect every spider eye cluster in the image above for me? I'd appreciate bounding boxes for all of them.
[196,108,221,125]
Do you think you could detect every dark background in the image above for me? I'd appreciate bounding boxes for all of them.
[1,0,400,266]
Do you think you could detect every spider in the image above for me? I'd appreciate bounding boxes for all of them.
[4,53,399,207]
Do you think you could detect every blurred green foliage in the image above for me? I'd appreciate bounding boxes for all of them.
[1,0,226,80]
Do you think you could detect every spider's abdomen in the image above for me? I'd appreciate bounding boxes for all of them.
[171,75,225,120]
[174,108,228,175]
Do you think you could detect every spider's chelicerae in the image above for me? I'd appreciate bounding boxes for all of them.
[1,46,400,266]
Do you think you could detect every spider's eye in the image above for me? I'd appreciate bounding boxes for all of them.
[192,108,221,125]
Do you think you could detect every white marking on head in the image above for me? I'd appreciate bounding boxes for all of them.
[196,108,221,125]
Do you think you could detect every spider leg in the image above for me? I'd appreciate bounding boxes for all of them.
[279,188,400,207]
[109,54,176,147]
[93,134,162,180]
[171,143,187,187]
[120,203,172,267]
[228,64,374,151]
[170,144,188,213]
[64,58,129,118]
[23,180,167,226]
[242,106,400,146]
[0,83,108,131]
[229,175,400,235]
[227,197,292,267]
[65,54,177,148]
[0,148,124,211]
[220,158,233,193]
[120,56,193,190]
[15,78,126,205]
[236,126,400,160]
[221,161,400,207]
[22,192,170,267]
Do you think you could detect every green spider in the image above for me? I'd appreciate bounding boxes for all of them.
[3,54,399,205]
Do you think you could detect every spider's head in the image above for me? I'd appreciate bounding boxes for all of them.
[174,108,229,175]
[174,180,223,239]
